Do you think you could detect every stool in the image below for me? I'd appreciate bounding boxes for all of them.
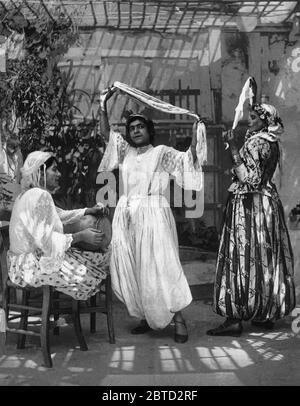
[0,226,87,368]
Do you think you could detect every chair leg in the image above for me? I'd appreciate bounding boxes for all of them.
[17,289,29,349]
[71,300,88,351]
[40,286,52,368]
[2,285,9,323]
[90,294,97,333]
[105,275,115,344]
[52,290,60,336]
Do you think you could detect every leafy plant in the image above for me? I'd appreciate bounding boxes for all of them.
[176,218,219,251]
[0,4,105,206]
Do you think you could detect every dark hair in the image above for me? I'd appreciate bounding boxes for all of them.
[6,134,20,150]
[44,156,57,169]
[251,103,284,130]
[125,114,156,146]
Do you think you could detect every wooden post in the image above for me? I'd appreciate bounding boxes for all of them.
[208,27,222,123]
[248,32,262,100]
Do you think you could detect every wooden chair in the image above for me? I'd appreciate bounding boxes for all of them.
[0,225,88,368]
[84,274,115,343]
[52,275,115,345]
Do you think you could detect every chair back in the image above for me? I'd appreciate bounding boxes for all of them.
[0,225,9,303]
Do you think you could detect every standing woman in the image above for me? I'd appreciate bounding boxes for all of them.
[98,88,205,343]
[207,103,295,336]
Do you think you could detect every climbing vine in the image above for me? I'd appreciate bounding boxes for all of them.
[0,3,104,207]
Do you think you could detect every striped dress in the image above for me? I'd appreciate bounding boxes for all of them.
[214,131,295,321]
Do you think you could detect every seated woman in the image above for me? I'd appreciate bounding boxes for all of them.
[7,150,110,301]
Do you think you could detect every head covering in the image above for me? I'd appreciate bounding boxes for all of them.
[252,103,284,138]
[127,113,149,123]
[20,150,53,191]
[251,103,284,187]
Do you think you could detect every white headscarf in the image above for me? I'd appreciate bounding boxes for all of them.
[250,103,284,186]
[20,151,53,191]
[252,103,284,141]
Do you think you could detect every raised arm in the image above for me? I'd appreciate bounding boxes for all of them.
[99,87,118,143]
[97,87,130,172]
[224,129,272,188]
[223,129,243,167]
[160,120,206,193]
[190,121,198,164]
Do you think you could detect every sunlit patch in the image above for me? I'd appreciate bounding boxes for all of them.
[24,359,38,368]
[261,332,286,340]
[231,340,242,348]
[37,366,48,372]
[0,356,22,368]
[213,353,236,370]
[275,80,285,100]
[221,347,254,368]
[62,349,74,367]
[246,339,284,361]
[60,382,79,386]
[271,354,284,361]
[195,345,255,371]
[195,347,219,370]
[246,339,265,348]
[109,346,135,371]
[159,346,194,373]
[68,367,86,372]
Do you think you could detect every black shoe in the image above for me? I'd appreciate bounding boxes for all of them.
[251,320,274,330]
[174,320,188,343]
[207,319,243,337]
[131,320,152,335]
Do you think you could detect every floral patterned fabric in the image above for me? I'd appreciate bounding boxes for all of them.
[214,132,296,321]
[7,188,110,300]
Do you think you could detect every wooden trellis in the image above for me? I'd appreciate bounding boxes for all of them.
[0,1,298,34]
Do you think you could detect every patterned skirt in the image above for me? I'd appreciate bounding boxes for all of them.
[213,192,296,321]
[8,247,110,301]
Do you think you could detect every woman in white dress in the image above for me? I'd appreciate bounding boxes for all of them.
[98,88,205,342]
[8,151,110,300]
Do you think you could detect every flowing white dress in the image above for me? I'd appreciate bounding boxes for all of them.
[7,188,110,300]
[98,131,204,329]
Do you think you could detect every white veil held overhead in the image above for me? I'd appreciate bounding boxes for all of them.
[232,76,257,130]
[102,81,207,167]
